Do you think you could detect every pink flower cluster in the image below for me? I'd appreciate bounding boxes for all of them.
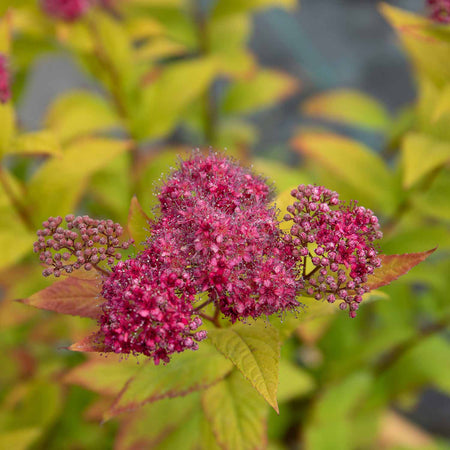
[283,185,382,317]
[0,54,11,104]
[36,153,383,363]
[100,258,206,365]
[33,215,133,277]
[40,0,91,22]
[427,0,450,23]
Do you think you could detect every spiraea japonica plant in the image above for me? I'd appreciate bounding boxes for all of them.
[24,151,434,446]
[1,1,449,449]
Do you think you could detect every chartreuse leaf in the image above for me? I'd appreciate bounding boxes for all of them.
[106,343,233,418]
[0,11,12,55]
[414,168,450,221]
[116,394,201,450]
[401,133,450,188]
[0,102,15,155]
[207,321,281,412]
[135,147,191,211]
[8,131,61,157]
[127,195,151,251]
[292,131,395,212]
[202,370,268,450]
[44,91,119,144]
[136,58,218,140]
[64,356,142,397]
[18,271,103,319]
[212,0,296,19]
[222,69,299,114]
[432,83,450,121]
[380,3,450,87]
[0,428,41,450]
[26,137,130,223]
[365,248,436,291]
[0,170,35,270]
[302,89,391,132]
[209,14,254,77]
[277,360,315,403]
[305,372,372,450]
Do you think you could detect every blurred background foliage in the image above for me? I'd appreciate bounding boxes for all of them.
[0,0,449,449]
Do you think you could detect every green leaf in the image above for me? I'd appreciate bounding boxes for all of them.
[44,90,119,144]
[26,137,130,223]
[302,89,391,132]
[8,131,61,157]
[401,133,450,188]
[116,394,203,450]
[64,356,142,396]
[0,102,15,155]
[127,196,151,251]
[277,359,315,403]
[222,69,299,114]
[137,58,218,140]
[366,249,436,291]
[212,0,296,19]
[107,343,233,418]
[18,271,103,319]
[202,370,268,450]
[380,3,450,87]
[207,321,281,412]
[0,170,36,270]
[0,428,41,450]
[291,131,395,212]
[305,372,373,450]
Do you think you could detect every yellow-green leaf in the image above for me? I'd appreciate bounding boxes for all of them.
[137,58,218,140]
[9,131,61,157]
[0,11,12,55]
[26,138,130,223]
[64,356,142,396]
[45,91,119,144]
[207,321,281,412]
[107,343,233,418]
[302,89,391,132]
[127,195,151,251]
[291,131,395,212]
[202,370,268,450]
[277,359,315,403]
[212,0,296,19]
[222,69,299,114]
[402,133,450,188]
[380,3,450,87]
[0,102,15,155]
[0,428,41,450]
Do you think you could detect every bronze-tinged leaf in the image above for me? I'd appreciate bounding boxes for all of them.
[69,332,111,353]
[18,271,103,319]
[127,195,151,251]
[366,248,436,290]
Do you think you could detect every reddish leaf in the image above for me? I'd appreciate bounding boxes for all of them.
[18,271,104,319]
[366,248,436,290]
[69,332,111,353]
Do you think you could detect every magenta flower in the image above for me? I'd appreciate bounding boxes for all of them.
[0,54,11,104]
[40,0,91,22]
[100,258,206,365]
[283,185,382,317]
[426,0,450,23]
[155,152,300,321]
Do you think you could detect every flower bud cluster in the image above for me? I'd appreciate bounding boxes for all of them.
[154,152,300,322]
[33,215,133,277]
[40,0,91,22]
[426,0,450,23]
[283,185,382,317]
[100,258,207,365]
[0,54,11,104]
